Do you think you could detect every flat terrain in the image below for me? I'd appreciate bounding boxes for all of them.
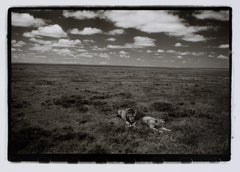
[10,64,230,154]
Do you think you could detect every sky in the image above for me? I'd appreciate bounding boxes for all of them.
[11,9,230,68]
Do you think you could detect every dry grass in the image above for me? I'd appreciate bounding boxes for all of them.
[10,64,230,154]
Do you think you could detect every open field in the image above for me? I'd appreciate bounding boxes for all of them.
[10,64,230,154]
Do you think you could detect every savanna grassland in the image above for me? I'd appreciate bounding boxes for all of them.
[10,64,230,155]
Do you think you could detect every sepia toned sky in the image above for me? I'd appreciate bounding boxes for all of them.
[11,9,230,68]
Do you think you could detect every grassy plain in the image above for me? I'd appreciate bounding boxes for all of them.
[10,64,230,154]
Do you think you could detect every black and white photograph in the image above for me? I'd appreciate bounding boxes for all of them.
[9,7,231,161]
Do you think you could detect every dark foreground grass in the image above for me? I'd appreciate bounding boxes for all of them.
[10,64,230,154]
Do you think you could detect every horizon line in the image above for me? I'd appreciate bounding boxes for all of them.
[11,62,230,70]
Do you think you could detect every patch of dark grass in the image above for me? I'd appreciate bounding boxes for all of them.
[151,102,174,112]
[52,95,90,110]
[78,106,89,112]
[117,92,133,99]
[90,94,112,100]
[92,100,107,106]
[113,100,137,109]
[35,80,55,85]
[16,112,24,118]
[168,109,195,118]
[171,124,201,146]
[11,126,51,153]
[89,144,108,154]
[13,100,30,109]
[98,104,113,114]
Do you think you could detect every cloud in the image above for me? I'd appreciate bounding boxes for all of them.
[29,38,52,45]
[177,55,182,59]
[78,52,94,58]
[53,48,75,56]
[69,27,102,35]
[77,49,87,52]
[133,36,155,47]
[12,40,26,47]
[99,53,110,60]
[193,10,229,21]
[119,50,128,54]
[157,49,164,53]
[137,58,144,62]
[178,51,191,56]
[99,61,107,65]
[29,38,81,47]
[174,42,182,47]
[167,50,176,53]
[217,55,228,59]
[208,54,214,57]
[120,54,130,58]
[23,24,67,38]
[52,39,81,47]
[192,52,205,56]
[108,29,125,35]
[107,36,155,49]
[83,39,95,43]
[104,10,208,42]
[106,37,116,42]
[181,34,206,42]
[63,10,99,20]
[11,47,22,52]
[12,12,45,27]
[29,43,52,52]
[146,50,152,53]
[218,44,229,48]
[91,46,108,51]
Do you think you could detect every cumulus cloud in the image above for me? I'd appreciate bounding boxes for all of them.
[69,27,102,35]
[29,38,81,47]
[177,55,182,59]
[208,54,214,57]
[107,36,155,49]
[12,12,45,27]
[217,55,228,59]
[193,10,229,21]
[91,46,108,51]
[181,34,206,42]
[218,44,229,48]
[99,61,107,65]
[157,49,164,53]
[106,37,116,42]
[23,24,67,38]
[167,50,176,53]
[108,29,125,35]
[77,49,87,52]
[119,50,130,58]
[99,53,110,60]
[175,42,182,47]
[12,40,26,47]
[53,48,75,56]
[178,51,191,56]
[11,47,22,52]
[146,50,152,53]
[52,39,81,47]
[63,10,99,20]
[29,43,52,52]
[104,10,208,42]
[119,50,128,54]
[83,39,95,43]
[192,52,205,56]
[29,38,52,45]
[78,52,94,58]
